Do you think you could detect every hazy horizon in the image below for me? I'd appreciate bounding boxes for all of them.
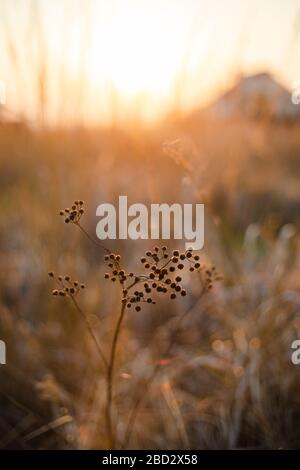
[0,0,300,126]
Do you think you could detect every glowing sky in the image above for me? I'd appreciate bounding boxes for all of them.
[0,0,300,125]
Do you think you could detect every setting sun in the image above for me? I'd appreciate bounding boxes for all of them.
[85,6,183,98]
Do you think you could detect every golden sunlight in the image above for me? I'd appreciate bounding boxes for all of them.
[1,0,300,124]
[85,6,183,98]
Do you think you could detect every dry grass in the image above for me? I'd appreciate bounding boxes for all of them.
[1,118,300,449]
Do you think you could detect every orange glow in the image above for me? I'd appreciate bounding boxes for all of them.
[86,8,183,98]
[1,0,300,125]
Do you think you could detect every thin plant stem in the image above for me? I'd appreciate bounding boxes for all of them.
[76,222,110,253]
[121,289,207,448]
[105,300,127,449]
[70,296,108,370]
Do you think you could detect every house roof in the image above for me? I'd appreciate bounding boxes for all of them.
[209,73,300,120]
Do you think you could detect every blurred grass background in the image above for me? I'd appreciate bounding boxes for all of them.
[1,0,300,450]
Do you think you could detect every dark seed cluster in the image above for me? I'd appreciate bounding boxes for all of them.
[48,271,85,297]
[52,201,221,312]
[59,200,84,224]
[201,265,223,291]
[103,246,220,312]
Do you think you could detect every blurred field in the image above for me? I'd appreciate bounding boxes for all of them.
[1,0,300,450]
[1,113,300,449]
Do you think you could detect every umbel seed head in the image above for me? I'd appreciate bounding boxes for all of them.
[59,200,85,224]
[48,271,86,299]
